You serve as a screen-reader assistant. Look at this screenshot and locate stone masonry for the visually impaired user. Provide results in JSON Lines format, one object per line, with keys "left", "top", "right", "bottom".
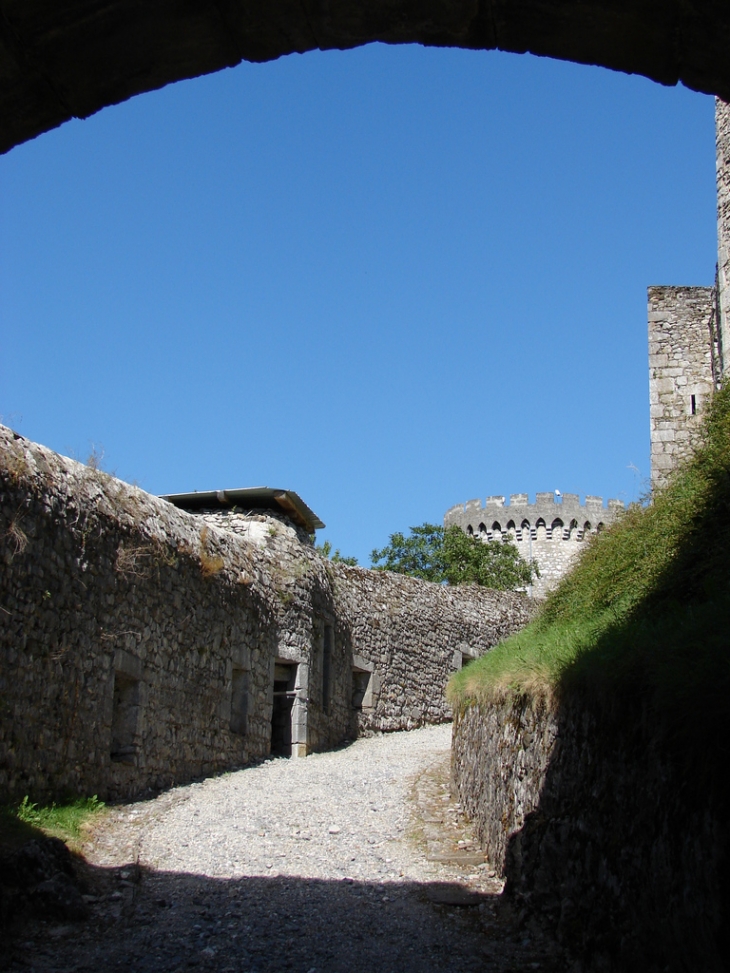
{"left": 0, "top": 424, "right": 529, "bottom": 804}
{"left": 330, "top": 563, "right": 531, "bottom": 734}
{"left": 645, "top": 99, "right": 730, "bottom": 489}
{"left": 717, "top": 98, "right": 730, "bottom": 370}
{"left": 444, "top": 493, "right": 624, "bottom": 599}
{"left": 648, "top": 286, "right": 719, "bottom": 489}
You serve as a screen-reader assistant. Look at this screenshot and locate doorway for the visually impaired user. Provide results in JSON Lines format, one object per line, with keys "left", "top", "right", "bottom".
{"left": 271, "top": 662, "right": 297, "bottom": 756}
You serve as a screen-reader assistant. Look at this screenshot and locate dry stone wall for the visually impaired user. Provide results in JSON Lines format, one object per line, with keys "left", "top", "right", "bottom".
{"left": 0, "top": 425, "right": 282, "bottom": 802}
{"left": 0, "top": 425, "right": 529, "bottom": 803}
{"left": 194, "top": 508, "right": 355, "bottom": 756}
{"left": 452, "top": 696, "right": 728, "bottom": 972}
{"left": 331, "top": 564, "right": 531, "bottom": 734}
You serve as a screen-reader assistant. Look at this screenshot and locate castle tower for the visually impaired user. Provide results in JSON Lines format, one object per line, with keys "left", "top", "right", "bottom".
{"left": 443, "top": 493, "right": 624, "bottom": 599}
{"left": 647, "top": 286, "right": 718, "bottom": 489}
{"left": 716, "top": 98, "right": 730, "bottom": 371}
{"left": 647, "top": 99, "right": 728, "bottom": 490}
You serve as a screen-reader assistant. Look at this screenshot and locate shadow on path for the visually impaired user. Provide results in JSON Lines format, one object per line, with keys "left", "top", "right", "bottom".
{"left": 6, "top": 862, "right": 560, "bottom": 973}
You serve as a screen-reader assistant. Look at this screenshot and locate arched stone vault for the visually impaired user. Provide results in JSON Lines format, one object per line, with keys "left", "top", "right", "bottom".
{"left": 0, "top": 0, "right": 729, "bottom": 155}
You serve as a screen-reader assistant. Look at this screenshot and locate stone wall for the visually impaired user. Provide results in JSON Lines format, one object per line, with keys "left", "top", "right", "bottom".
{"left": 193, "top": 508, "right": 356, "bottom": 757}
{"left": 331, "top": 564, "right": 531, "bottom": 733}
{"left": 0, "top": 425, "right": 282, "bottom": 802}
{"left": 452, "top": 695, "right": 728, "bottom": 972}
{"left": 444, "top": 493, "right": 623, "bottom": 598}
{"left": 648, "top": 286, "right": 718, "bottom": 489}
{"left": 717, "top": 98, "right": 730, "bottom": 373}
{"left": 0, "top": 424, "right": 529, "bottom": 803}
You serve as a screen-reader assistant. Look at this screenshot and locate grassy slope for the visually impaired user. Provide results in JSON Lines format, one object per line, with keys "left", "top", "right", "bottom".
{"left": 449, "top": 387, "right": 730, "bottom": 762}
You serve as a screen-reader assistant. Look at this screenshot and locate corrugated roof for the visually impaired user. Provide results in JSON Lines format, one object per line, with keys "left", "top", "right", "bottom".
{"left": 160, "top": 487, "right": 325, "bottom": 532}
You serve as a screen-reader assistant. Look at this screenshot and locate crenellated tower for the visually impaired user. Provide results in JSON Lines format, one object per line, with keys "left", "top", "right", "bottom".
{"left": 444, "top": 493, "right": 624, "bottom": 599}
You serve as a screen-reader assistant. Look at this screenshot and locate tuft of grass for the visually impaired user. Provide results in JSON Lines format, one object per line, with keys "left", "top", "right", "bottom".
{"left": 115, "top": 539, "right": 178, "bottom": 579}
{"left": 1, "top": 796, "right": 106, "bottom": 853}
{"left": 199, "top": 527, "right": 225, "bottom": 577}
{"left": 86, "top": 443, "right": 105, "bottom": 471}
{"left": 449, "top": 386, "right": 730, "bottom": 765}
{"left": 5, "top": 513, "right": 28, "bottom": 559}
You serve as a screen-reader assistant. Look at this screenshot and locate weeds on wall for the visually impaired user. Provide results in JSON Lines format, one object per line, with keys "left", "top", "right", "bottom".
{"left": 85, "top": 443, "right": 106, "bottom": 473}
{"left": 5, "top": 513, "right": 28, "bottom": 560}
{"left": 0, "top": 440, "right": 33, "bottom": 485}
{"left": 115, "top": 539, "right": 178, "bottom": 579}
{"left": 198, "top": 527, "right": 225, "bottom": 578}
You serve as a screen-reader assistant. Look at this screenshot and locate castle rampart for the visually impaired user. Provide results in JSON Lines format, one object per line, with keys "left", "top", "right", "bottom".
{"left": 444, "top": 493, "right": 624, "bottom": 598}
{"left": 0, "top": 424, "right": 528, "bottom": 803}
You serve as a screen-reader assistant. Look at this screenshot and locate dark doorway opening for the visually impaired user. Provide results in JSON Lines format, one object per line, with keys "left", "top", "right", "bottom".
{"left": 110, "top": 671, "right": 140, "bottom": 764}
{"left": 352, "top": 669, "right": 371, "bottom": 709}
{"left": 271, "top": 662, "right": 297, "bottom": 756}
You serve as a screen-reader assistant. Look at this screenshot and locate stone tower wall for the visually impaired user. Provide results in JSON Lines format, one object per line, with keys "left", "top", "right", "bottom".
{"left": 648, "top": 286, "right": 718, "bottom": 489}
{"left": 444, "top": 493, "right": 623, "bottom": 599}
{"left": 646, "top": 100, "right": 730, "bottom": 490}
{"left": 716, "top": 98, "right": 730, "bottom": 371}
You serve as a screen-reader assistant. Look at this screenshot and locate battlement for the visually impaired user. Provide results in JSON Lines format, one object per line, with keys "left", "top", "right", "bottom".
{"left": 444, "top": 492, "right": 624, "bottom": 598}
{"left": 445, "top": 492, "right": 624, "bottom": 529}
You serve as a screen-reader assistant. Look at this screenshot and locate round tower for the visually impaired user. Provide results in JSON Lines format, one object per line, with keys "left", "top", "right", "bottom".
{"left": 444, "top": 493, "right": 624, "bottom": 598}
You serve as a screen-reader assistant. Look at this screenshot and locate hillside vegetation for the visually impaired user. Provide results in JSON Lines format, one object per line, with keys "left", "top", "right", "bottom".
{"left": 449, "top": 386, "right": 730, "bottom": 765}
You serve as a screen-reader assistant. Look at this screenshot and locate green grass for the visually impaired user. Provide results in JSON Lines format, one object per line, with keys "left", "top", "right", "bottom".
{"left": 449, "top": 386, "right": 730, "bottom": 762}
{"left": 0, "top": 796, "right": 106, "bottom": 853}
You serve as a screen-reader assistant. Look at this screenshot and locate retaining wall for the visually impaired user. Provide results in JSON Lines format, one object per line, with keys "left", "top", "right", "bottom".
{"left": 452, "top": 695, "right": 728, "bottom": 972}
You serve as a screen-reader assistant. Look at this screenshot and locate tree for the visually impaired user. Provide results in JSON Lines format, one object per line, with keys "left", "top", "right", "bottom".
{"left": 315, "top": 539, "right": 358, "bottom": 566}
{"left": 369, "top": 523, "right": 447, "bottom": 582}
{"left": 371, "top": 523, "right": 538, "bottom": 590}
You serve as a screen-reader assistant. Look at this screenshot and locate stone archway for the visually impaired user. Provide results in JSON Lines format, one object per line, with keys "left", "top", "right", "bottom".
{"left": 1, "top": 0, "right": 730, "bottom": 155}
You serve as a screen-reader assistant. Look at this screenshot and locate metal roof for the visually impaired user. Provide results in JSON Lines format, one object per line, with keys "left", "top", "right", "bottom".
{"left": 160, "top": 487, "right": 325, "bottom": 532}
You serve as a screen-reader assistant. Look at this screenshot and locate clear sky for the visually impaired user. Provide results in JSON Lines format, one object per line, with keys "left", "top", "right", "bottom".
{"left": 0, "top": 44, "right": 716, "bottom": 565}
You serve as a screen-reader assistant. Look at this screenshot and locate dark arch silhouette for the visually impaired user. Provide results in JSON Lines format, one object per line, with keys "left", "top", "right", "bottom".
{"left": 1, "top": 0, "right": 729, "bottom": 155}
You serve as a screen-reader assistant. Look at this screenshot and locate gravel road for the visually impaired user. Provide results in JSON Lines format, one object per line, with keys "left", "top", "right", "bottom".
{"left": 9, "top": 725, "right": 561, "bottom": 973}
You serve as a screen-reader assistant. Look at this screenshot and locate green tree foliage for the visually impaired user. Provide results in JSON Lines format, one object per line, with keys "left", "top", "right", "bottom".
{"left": 315, "top": 539, "right": 358, "bottom": 566}
{"left": 370, "top": 523, "right": 446, "bottom": 581}
{"left": 370, "top": 523, "right": 537, "bottom": 589}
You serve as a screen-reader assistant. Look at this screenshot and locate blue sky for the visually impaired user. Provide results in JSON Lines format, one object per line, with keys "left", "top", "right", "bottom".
{"left": 0, "top": 44, "right": 716, "bottom": 564}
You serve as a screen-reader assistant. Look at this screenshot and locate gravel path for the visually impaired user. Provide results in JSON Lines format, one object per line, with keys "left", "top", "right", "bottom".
{"left": 9, "top": 725, "right": 561, "bottom": 973}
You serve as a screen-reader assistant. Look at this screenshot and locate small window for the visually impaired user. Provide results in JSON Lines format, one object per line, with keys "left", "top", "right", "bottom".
{"left": 110, "top": 672, "right": 139, "bottom": 763}
{"left": 691, "top": 394, "right": 697, "bottom": 415}
{"left": 230, "top": 668, "right": 249, "bottom": 735}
